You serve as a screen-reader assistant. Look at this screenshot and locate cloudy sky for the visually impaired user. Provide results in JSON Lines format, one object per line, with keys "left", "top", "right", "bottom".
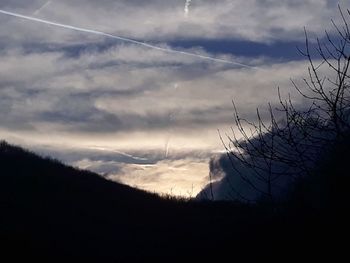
{"left": 0, "top": 0, "right": 346, "bottom": 196}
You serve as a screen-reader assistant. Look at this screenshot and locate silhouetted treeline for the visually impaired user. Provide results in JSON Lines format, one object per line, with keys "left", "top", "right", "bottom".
{"left": 0, "top": 141, "right": 345, "bottom": 261}
{"left": 198, "top": 7, "right": 350, "bottom": 204}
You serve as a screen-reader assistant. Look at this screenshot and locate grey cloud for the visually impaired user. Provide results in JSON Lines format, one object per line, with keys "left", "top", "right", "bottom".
{"left": 37, "top": 101, "right": 235, "bottom": 134}
{"left": 0, "top": 0, "right": 345, "bottom": 47}
{"left": 1, "top": 0, "right": 345, "bottom": 197}
{"left": 0, "top": 0, "right": 43, "bottom": 10}
{"left": 0, "top": 44, "right": 316, "bottom": 137}
{"left": 198, "top": 109, "right": 345, "bottom": 202}
{"left": 198, "top": 154, "right": 266, "bottom": 201}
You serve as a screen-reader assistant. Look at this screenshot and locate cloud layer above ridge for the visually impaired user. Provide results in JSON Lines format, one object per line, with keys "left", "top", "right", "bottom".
{"left": 0, "top": 0, "right": 346, "bottom": 196}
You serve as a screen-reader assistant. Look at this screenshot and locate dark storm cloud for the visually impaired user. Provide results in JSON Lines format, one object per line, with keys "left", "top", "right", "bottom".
{"left": 198, "top": 109, "right": 345, "bottom": 201}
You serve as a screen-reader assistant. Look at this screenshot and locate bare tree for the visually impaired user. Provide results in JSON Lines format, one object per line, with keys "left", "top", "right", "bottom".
{"left": 221, "top": 6, "right": 350, "bottom": 202}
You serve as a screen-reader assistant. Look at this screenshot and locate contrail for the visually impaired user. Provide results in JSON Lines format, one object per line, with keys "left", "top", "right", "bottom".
{"left": 164, "top": 136, "right": 171, "bottom": 159}
{"left": 184, "top": 0, "right": 192, "bottom": 17}
{"left": 88, "top": 146, "right": 148, "bottom": 161}
{"left": 0, "top": 9, "right": 257, "bottom": 69}
{"left": 33, "top": 1, "right": 52, "bottom": 15}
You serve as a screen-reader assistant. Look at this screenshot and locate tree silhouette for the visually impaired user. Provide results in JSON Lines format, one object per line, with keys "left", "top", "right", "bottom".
{"left": 220, "top": 6, "right": 350, "bottom": 202}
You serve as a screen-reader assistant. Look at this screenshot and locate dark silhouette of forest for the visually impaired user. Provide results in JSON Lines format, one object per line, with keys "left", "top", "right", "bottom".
{"left": 0, "top": 140, "right": 346, "bottom": 261}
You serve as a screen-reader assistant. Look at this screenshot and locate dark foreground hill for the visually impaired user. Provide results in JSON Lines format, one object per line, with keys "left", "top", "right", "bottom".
{"left": 0, "top": 141, "right": 343, "bottom": 261}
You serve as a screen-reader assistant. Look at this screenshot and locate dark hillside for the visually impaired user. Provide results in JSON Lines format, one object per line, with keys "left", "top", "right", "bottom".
{"left": 0, "top": 141, "right": 337, "bottom": 261}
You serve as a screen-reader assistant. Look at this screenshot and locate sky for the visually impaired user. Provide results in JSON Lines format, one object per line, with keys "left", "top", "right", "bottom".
{"left": 0, "top": 0, "right": 346, "bottom": 196}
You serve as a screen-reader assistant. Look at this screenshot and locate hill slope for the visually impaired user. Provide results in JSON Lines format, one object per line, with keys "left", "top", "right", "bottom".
{"left": 0, "top": 141, "right": 335, "bottom": 261}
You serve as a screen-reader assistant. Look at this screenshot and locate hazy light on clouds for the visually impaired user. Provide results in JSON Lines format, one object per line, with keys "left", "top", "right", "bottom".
{"left": 0, "top": 0, "right": 347, "bottom": 196}
{"left": 107, "top": 158, "right": 209, "bottom": 197}
{"left": 0, "top": 48, "right": 313, "bottom": 195}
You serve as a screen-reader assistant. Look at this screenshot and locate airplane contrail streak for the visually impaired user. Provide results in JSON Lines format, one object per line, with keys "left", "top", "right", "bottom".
{"left": 33, "top": 1, "right": 52, "bottom": 15}
{"left": 184, "top": 0, "right": 192, "bottom": 16}
{"left": 88, "top": 146, "right": 148, "bottom": 161}
{"left": 164, "top": 136, "right": 171, "bottom": 159}
{"left": 0, "top": 9, "right": 257, "bottom": 69}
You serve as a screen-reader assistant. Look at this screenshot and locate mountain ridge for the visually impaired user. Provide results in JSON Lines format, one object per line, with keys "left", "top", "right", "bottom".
{"left": 0, "top": 140, "right": 335, "bottom": 261}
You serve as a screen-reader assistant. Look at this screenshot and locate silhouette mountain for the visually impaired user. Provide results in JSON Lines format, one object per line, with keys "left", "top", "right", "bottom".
{"left": 0, "top": 141, "right": 340, "bottom": 261}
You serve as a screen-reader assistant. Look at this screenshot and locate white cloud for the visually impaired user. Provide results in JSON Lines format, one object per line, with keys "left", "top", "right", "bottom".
{"left": 107, "top": 158, "right": 209, "bottom": 197}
